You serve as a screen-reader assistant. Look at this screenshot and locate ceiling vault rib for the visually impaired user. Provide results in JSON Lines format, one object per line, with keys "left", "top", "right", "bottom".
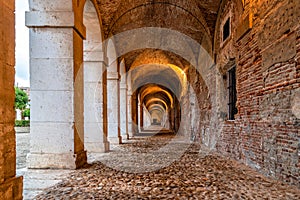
{"left": 106, "top": 2, "right": 210, "bottom": 38}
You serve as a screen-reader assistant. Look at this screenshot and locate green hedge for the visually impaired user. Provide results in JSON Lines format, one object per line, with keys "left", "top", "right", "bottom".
{"left": 15, "top": 120, "right": 30, "bottom": 127}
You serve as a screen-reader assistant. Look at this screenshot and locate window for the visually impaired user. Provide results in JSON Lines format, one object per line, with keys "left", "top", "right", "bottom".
{"left": 223, "top": 18, "right": 230, "bottom": 41}
{"left": 228, "top": 66, "right": 237, "bottom": 120}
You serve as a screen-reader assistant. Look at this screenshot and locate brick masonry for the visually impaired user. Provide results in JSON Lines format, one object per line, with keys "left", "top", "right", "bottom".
{"left": 0, "top": 0, "right": 23, "bottom": 199}
{"left": 215, "top": 0, "right": 300, "bottom": 186}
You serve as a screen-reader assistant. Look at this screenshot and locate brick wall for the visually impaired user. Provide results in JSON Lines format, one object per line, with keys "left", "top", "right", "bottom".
{"left": 215, "top": 0, "right": 300, "bottom": 186}
{"left": 188, "top": 66, "right": 211, "bottom": 142}
{"left": 0, "top": 0, "right": 23, "bottom": 199}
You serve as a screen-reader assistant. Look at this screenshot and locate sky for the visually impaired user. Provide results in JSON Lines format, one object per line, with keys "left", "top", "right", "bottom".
{"left": 15, "top": 0, "right": 30, "bottom": 87}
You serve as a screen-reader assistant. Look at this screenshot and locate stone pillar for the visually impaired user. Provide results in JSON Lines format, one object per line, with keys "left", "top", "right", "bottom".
{"left": 25, "top": 3, "right": 87, "bottom": 169}
{"left": 119, "top": 60, "right": 128, "bottom": 141}
{"left": 162, "top": 109, "right": 170, "bottom": 129}
{"left": 131, "top": 92, "right": 139, "bottom": 135}
{"left": 84, "top": 52, "right": 109, "bottom": 152}
{"left": 127, "top": 72, "right": 133, "bottom": 138}
{"left": 170, "top": 106, "right": 175, "bottom": 131}
{"left": 107, "top": 71, "right": 121, "bottom": 144}
{"left": 0, "top": 0, "right": 23, "bottom": 199}
{"left": 138, "top": 98, "right": 142, "bottom": 132}
{"left": 143, "top": 106, "right": 151, "bottom": 128}
{"left": 139, "top": 101, "right": 144, "bottom": 131}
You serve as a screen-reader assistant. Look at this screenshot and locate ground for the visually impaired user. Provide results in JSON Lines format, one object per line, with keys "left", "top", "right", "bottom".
{"left": 17, "top": 131, "right": 300, "bottom": 199}
{"left": 16, "top": 132, "right": 73, "bottom": 200}
{"left": 16, "top": 132, "right": 29, "bottom": 169}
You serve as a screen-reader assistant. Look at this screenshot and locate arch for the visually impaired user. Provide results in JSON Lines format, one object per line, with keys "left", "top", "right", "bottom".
{"left": 139, "top": 84, "right": 174, "bottom": 108}
{"left": 103, "top": 27, "right": 215, "bottom": 94}
{"left": 130, "top": 64, "right": 186, "bottom": 99}
{"left": 146, "top": 98, "right": 168, "bottom": 111}
{"left": 107, "top": 39, "right": 118, "bottom": 72}
{"left": 83, "top": 0, "right": 103, "bottom": 55}
{"left": 78, "top": 0, "right": 105, "bottom": 42}
{"left": 83, "top": 0, "right": 109, "bottom": 153}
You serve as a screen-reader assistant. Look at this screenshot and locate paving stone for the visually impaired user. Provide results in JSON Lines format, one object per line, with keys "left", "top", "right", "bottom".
{"left": 33, "top": 134, "right": 300, "bottom": 199}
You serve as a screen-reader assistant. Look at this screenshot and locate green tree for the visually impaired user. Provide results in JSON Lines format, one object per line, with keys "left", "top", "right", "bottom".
{"left": 15, "top": 87, "right": 29, "bottom": 111}
{"left": 23, "top": 108, "right": 30, "bottom": 119}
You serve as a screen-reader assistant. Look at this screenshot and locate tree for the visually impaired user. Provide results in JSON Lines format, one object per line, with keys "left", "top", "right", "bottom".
{"left": 15, "top": 87, "right": 29, "bottom": 111}
{"left": 23, "top": 108, "right": 30, "bottom": 119}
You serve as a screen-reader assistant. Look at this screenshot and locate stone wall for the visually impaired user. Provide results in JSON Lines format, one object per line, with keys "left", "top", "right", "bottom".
{"left": 0, "top": 0, "right": 23, "bottom": 199}
{"left": 188, "top": 66, "right": 211, "bottom": 142}
{"left": 215, "top": 0, "right": 300, "bottom": 186}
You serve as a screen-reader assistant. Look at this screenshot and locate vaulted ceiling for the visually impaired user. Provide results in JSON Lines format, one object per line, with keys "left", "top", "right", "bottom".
{"left": 92, "top": 0, "right": 219, "bottom": 120}
{"left": 96, "top": 0, "right": 221, "bottom": 41}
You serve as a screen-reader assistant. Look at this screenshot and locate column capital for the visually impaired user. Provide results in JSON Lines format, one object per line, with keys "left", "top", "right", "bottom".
{"left": 25, "top": 11, "right": 86, "bottom": 38}
{"left": 107, "top": 72, "right": 120, "bottom": 80}
{"left": 120, "top": 83, "right": 128, "bottom": 89}
{"left": 84, "top": 51, "right": 108, "bottom": 65}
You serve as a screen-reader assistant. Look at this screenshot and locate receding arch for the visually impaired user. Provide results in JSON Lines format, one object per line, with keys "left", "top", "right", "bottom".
{"left": 83, "top": 0, "right": 109, "bottom": 153}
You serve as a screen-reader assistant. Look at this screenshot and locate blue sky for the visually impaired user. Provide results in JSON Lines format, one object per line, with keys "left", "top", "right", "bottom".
{"left": 15, "top": 0, "right": 29, "bottom": 87}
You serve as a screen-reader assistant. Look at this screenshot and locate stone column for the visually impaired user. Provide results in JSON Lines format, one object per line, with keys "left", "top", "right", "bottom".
{"left": 119, "top": 60, "right": 128, "bottom": 141}
{"left": 107, "top": 71, "right": 121, "bottom": 144}
{"left": 138, "top": 98, "right": 142, "bottom": 132}
{"left": 84, "top": 52, "right": 109, "bottom": 152}
{"left": 143, "top": 106, "right": 151, "bottom": 128}
{"left": 25, "top": 3, "right": 87, "bottom": 169}
{"left": 162, "top": 109, "right": 170, "bottom": 129}
{"left": 127, "top": 72, "right": 133, "bottom": 138}
{"left": 139, "top": 101, "right": 144, "bottom": 131}
{"left": 0, "top": 0, "right": 23, "bottom": 198}
{"left": 131, "top": 92, "right": 139, "bottom": 135}
{"left": 170, "top": 106, "right": 175, "bottom": 131}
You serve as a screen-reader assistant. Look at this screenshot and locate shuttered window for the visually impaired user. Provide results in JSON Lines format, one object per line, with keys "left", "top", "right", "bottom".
{"left": 228, "top": 66, "right": 237, "bottom": 120}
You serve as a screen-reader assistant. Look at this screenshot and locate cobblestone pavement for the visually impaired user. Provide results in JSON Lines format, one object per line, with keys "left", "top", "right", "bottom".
{"left": 16, "top": 132, "right": 30, "bottom": 169}
{"left": 16, "top": 132, "right": 74, "bottom": 200}
{"left": 34, "top": 133, "right": 300, "bottom": 200}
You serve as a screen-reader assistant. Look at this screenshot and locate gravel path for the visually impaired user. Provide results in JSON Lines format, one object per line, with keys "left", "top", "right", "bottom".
{"left": 34, "top": 133, "right": 300, "bottom": 200}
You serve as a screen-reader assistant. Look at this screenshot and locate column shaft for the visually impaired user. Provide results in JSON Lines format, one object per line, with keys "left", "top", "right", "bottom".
{"left": 120, "top": 83, "right": 128, "bottom": 141}
{"left": 26, "top": 11, "right": 87, "bottom": 169}
{"left": 107, "top": 72, "right": 121, "bottom": 144}
{"left": 84, "top": 56, "right": 109, "bottom": 152}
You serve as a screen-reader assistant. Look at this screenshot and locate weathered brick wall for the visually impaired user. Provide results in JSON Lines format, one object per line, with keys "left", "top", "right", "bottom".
{"left": 215, "top": 0, "right": 300, "bottom": 186}
{"left": 0, "top": 0, "right": 23, "bottom": 199}
{"left": 188, "top": 66, "right": 211, "bottom": 142}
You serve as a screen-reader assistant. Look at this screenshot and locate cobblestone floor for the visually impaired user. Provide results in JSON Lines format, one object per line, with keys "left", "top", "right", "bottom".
{"left": 16, "top": 132, "right": 30, "bottom": 169}
{"left": 34, "top": 133, "right": 300, "bottom": 200}
{"left": 16, "top": 132, "right": 73, "bottom": 200}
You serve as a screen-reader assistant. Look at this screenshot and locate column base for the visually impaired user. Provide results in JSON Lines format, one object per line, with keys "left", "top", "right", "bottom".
{"left": 27, "top": 151, "right": 87, "bottom": 169}
{"left": 128, "top": 132, "right": 134, "bottom": 138}
{"left": 0, "top": 176, "right": 23, "bottom": 200}
{"left": 121, "top": 133, "right": 129, "bottom": 141}
{"left": 108, "top": 136, "right": 122, "bottom": 145}
{"left": 85, "top": 141, "right": 110, "bottom": 153}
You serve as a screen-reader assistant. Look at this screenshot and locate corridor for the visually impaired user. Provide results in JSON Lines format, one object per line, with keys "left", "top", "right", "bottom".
{"left": 1, "top": 0, "right": 300, "bottom": 199}
{"left": 33, "top": 129, "right": 300, "bottom": 199}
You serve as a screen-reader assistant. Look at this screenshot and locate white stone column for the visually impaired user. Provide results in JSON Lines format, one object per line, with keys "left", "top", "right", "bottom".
{"left": 119, "top": 60, "right": 129, "bottom": 141}
{"left": 127, "top": 72, "right": 133, "bottom": 138}
{"left": 107, "top": 71, "right": 121, "bottom": 144}
{"left": 84, "top": 52, "right": 109, "bottom": 153}
{"left": 25, "top": 6, "right": 87, "bottom": 169}
{"left": 138, "top": 97, "right": 142, "bottom": 133}
{"left": 143, "top": 106, "right": 151, "bottom": 128}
